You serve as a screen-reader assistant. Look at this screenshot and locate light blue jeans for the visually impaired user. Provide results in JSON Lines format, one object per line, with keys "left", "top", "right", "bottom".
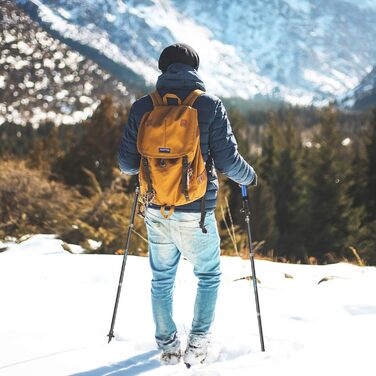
{"left": 144, "top": 207, "right": 221, "bottom": 349}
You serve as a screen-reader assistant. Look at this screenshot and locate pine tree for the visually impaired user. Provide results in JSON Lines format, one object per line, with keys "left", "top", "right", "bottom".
{"left": 225, "top": 107, "right": 252, "bottom": 224}
{"left": 273, "top": 117, "right": 305, "bottom": 261}
{"left": 303, "top": 108, "right": 350, "bottom": 261}
{"left": 217, "top": 107, "right": 278, "bottom": 256}
{"left": 366, "top": 109, "right": 376, "bottom": 222}
{"left": 249, "top": 176, "right": 278, "bottom": 256}
{"left": 347, "top": 148, "right": 368, "bottom": 211}
{"left": 350, "top": 109, "right": 376, "bottom": 265}
{"left": 28, "top": 122, "right": 60, "bottom": 171}
{"left": 53, "top": 96, "right": 127, "bottom": 194}
{"left": 259, "top": 113, "right": 280, "bottom": 186}
{"left": 227, "top": 107, "right": 250, "bottom": 157}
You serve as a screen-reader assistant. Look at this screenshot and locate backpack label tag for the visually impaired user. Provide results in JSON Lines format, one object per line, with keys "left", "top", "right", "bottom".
{"left": 159, "top": 148, "right": 171, "bottom": 153}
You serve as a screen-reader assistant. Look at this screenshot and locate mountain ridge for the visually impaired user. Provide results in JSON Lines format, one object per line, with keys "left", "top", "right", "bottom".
{"left": 340, "top": 66, "right": 376, "bottom": 111}
{"left": 15, "top": 0, "right": 376, "bottom": 106}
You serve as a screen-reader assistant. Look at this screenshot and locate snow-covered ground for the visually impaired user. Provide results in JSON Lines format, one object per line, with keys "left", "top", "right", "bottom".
{"left": 0, "top": 234, "right": 375, "bottom": 375}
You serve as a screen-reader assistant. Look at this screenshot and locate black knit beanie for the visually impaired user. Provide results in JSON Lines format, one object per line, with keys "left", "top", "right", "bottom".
{"left": 158, "top": 43, "right": 200, "bottom": 72}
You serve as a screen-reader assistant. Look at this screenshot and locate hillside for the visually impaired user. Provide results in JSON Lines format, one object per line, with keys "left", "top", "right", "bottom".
{"left": 0, "top": 1, "right": 133, "bottom": 127}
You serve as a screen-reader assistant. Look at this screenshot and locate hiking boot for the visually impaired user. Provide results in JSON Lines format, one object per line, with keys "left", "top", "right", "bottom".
{"left": 159, "top": 336, "right": 182, "bottom": 365}
{"left": 161, "top": 347, "right": 181, "bottom": 365}
{"left": 183, "top": 333, "right": 210, "bottom": 368}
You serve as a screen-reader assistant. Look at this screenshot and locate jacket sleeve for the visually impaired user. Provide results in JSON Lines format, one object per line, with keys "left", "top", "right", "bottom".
{"left": 208, "top": 99, "right": 256, "bottom": 185}
{"left": 118, "top": 105, "right": 141, "bottom": 175}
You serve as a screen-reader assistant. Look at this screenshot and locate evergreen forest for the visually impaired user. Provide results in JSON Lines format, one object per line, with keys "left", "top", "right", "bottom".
{"left": 1, "top": 96, "right": 375, "bottom": 265}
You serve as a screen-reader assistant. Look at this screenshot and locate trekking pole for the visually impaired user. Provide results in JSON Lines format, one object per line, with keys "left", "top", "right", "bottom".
{"left": 241, "top": 185, "right": 265, "bottom": 352}
{"left": 107, "top": 184, "right": 140, "bottom": 343}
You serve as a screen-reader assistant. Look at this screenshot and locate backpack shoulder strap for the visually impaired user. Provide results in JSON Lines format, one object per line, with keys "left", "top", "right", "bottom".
{"left": 149, "top": 91, "right": 163, "bottom": 107}
{"left": 183, "top": 89, "right": 204, "bottom": 107}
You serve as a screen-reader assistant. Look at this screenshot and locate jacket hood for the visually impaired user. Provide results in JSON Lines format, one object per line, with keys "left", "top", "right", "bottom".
{"left": 156, "top": 63, "right": 206, "bottom": 91}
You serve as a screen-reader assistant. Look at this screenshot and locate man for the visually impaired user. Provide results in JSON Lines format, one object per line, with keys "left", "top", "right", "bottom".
{"left": 118, "top": 43, "right": 256, "bottom": 367}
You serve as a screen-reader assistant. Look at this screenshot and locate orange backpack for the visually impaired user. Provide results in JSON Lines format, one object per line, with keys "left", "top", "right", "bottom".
{"left": 137, "top": 89, "right": 207, "bottom": 223}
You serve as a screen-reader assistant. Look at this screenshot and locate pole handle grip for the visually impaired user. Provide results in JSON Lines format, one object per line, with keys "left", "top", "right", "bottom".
{"left": 241, "top": 185, "right": 248, "bottom": 198}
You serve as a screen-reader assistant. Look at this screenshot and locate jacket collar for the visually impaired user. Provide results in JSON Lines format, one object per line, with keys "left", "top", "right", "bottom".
{"left": 156, "top": 63, "right": 206, "bottom": 91}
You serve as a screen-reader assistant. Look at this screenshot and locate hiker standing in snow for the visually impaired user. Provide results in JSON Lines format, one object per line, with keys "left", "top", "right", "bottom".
{"left": 118, "top": 43, "right": 256, "bottom": 367}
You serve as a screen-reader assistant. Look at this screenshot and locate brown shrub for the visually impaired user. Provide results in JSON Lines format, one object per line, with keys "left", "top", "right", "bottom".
{"left": 0, "top": 158, "right": 87, "bottom": 238}
{"left": 61, "top": 170, "right": 148, "bottom": 255}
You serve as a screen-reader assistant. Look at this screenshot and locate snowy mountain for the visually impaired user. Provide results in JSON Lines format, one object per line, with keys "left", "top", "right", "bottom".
{"left": 0, "top": 234, "right": 375, "bottom": 375}
{"left": 340, "top": 66, "right": 376, "bottom": 111}
{"left": 0, "top": 1, "right": 134, "bottom": 126}
{"left": 16, "top": 0, "right": 376, "bottom": 106}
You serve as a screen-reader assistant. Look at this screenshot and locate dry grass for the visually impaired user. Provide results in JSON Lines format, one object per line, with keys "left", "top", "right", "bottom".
{"left": 220, "top": 197, "right": 239, "bottom": 256}
{"left": 348, "top": 246, "right": 366, "bottom": 267}
{"left": 0, "top": 158, "right": 87, "bottom": 238}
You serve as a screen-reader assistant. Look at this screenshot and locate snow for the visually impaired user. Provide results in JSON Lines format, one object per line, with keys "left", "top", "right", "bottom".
{"left": 17, "top": 41, "right": 34, "bottom": 55}
{"left": 0, "top": 235, "right": 375, "bottom": 375}
{"left": 0, "top": 75, "right": 5, "bottom": 89}
{"left": 57, "top": 7, "right": 71, "bottom": 20}
{"left": 283, "top": 0, "right": 311, "bottom": 13}
{"left": 346, "top": 0, "right": 376, "bottom": 10}
{"left": 87, "top": 239, "right": 102, "bottom": 251}
{"left": 303, "top": 69, "right": 351, "bottom": 95}
{"left": 27, "top": 0, "right": 159, "bottom": 86}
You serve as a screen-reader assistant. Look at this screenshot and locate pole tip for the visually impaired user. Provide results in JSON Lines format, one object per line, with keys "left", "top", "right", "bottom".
{"left": 107, "top": 332, "right": 114, "bottom": 343}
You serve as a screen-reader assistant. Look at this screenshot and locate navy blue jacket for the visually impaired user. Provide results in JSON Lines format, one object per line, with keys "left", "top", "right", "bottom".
{"left": 118, "top": 63, "right": 255, "bottom": 212}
